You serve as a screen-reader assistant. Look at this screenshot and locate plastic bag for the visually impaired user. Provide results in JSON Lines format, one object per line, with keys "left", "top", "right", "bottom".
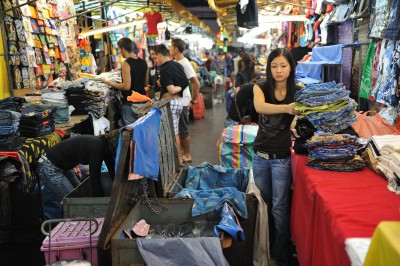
{"left": 352, "top": 110, "right": 400, "bottom": 138}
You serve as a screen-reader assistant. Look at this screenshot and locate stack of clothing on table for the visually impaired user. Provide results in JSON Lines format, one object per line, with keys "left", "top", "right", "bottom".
{"left": 64, "top": 78, "right": 110, "bottom": 118}
{"left": 295, "top": 81, "right": 357, "bottom": 133}
{"left": 377, "top": 144, "right": 400, "bottom": 195}
{"left": 0, "top": 110, "right": 23, "bottom": 151}
{"left": 41, "top": 85, "right": 69, "bottom": 124}
{"left": 306, "top": 132, "right": 365, "bottom": 171}
{"left": 0, "top": 96, "right": 26, "bottom": 112}
{"left": 19, "top": 106, "right": 56, "bottom": 138}
{"left": 362, "top": 135, "right": 400, "bottom": 194}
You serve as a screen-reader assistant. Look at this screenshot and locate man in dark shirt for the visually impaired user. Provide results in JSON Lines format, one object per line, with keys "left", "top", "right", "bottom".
{"left": 154, "top": 44, "right": 188, "bottom": 165}
{"left": 103, "top": 38, "right": 148, "bottom": 126}
{"left": 36, "top": 132, "right": 118, "bottom": 203}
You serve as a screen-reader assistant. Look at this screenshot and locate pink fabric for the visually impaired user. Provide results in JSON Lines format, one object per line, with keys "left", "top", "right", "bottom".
{"left": 291, "top": 151, "right": 400, "bottom": 266}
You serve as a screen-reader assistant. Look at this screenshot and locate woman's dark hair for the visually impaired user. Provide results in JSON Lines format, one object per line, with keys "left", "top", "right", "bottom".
{"left": 240, "top": 52, "right": 256, "bottom": 80}
{"left": 117, "top": 37, "right": 133, "bottom": 53}
{"left": 154, "top": 44, "right": 170, "bottom": 56}
{"left": 265, "top": 47, "right": 296, "bottom": 103}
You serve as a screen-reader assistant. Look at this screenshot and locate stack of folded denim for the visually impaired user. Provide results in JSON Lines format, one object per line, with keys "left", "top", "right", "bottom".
{"left": 295, "top": 81, "right": 357, "bottom": 133}
{"left": 19, "top": 106, "right": 56, "bottom": 138}
{"left": 65, "top": 81, "right": 109, "bottom": 118}
{"left": 0, "top": 110, "right": 23, "bottom": 151}
{"left": 0, "top": 97, "right": 26, "bottom": 112}
{"left": 306, "top": 132, "right": 365, "bottom": 171}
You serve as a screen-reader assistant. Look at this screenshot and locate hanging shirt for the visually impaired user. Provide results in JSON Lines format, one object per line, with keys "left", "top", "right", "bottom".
{"left": 235, "top": 0, "right": 258, "bottom": 29}
{"left": 143, "top": 11, "right": 162, "bottom": 35}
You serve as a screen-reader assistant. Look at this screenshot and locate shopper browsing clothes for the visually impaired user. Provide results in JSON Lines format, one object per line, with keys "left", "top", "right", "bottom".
{"left": 252, "top": 48, "right": 300, "bottom": 266}
{"left": 169, "top": 38, "right": 200, "bottom": 163}
{"left": 102, "top": 37, "right": 148, "bottom": 126}
{"left": 154, "top": 44, "right": 189, "bottom": 166}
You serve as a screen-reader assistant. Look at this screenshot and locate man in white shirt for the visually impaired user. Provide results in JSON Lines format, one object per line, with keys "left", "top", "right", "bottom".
{"left": 169, "top": 39, "right": 200, "bottom": 163}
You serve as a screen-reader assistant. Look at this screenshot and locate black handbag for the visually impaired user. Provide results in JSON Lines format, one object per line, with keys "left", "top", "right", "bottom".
{"left": 234, "top": 98, "right": 251, "bottom": 125}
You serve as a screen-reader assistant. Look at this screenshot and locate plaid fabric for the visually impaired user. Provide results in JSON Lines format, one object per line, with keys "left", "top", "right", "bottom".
{"left": 170, "top": 98, "right": 183, "bottom": 134}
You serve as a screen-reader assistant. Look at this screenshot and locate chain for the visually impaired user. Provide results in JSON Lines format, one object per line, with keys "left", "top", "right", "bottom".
{"left": 141, "top": 178, "right": 165, "bottom": 215}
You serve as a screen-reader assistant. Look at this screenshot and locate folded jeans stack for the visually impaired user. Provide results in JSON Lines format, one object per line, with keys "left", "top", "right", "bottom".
{"left": 0, "top": 110, "right": 23, "bottom": 151}
{"left": 20, "top": 106, "right": 56, "bottom": 137}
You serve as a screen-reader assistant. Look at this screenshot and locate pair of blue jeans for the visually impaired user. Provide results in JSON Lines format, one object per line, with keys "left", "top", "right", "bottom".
{"left": 252, "top": 153, "right": 292, "bottom": 265}
{"left": 36, "top": 158, "right": 80, "bottom": 201}
{"left": 121, "top": 103, "right": 140, "bottom": 126}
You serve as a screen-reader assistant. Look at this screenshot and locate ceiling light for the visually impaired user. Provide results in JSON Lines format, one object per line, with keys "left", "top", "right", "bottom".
{"left": 80, "top": 19, "right": 146, "bottom": 37}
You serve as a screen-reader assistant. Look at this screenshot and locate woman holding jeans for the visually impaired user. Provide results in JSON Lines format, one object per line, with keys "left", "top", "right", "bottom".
{"left": 252, "top": 48, "right": 300, "bottom": 266}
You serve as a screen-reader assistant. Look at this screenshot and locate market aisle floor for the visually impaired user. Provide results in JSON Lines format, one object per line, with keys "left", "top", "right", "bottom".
{"left": 188, "top": 99, "right": 227, "bottom": 167}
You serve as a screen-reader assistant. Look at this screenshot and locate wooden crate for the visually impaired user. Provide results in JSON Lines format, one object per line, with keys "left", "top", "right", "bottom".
{"left": 111, "top": 196, "right": 257, "bottom": 266}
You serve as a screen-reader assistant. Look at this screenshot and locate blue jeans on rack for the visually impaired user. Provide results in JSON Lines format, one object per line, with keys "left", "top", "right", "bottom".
{"left": 253, "top": 153, "right": 292, "bottom": 265}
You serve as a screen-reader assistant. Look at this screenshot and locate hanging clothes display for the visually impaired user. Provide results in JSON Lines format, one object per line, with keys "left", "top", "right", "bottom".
{"left": 235, "top": 0, "right": 258, "bottom": 29}
{"left": 2, "top": 0, "right": 79, "bottom": 90}
{"left": 143, "top": 10, "right": 162, "bottom": 36}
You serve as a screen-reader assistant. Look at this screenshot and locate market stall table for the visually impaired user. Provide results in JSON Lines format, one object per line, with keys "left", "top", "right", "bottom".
{"left": 290, "top": 151, "right": 400, "bottom": 266}
{"left": 55, "top": 114, "right": 89, "bottom": 132}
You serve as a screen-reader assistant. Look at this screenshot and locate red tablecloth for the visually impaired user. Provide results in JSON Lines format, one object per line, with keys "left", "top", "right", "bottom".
{"left": 291, "top": 151, "right": 400, "bottom": 266}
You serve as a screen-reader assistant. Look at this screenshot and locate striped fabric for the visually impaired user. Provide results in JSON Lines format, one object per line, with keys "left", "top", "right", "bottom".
{"left": 217, "top": 125, "right": 258, "bottom": 169}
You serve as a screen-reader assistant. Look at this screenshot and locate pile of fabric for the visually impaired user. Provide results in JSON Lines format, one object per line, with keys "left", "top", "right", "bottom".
{"left": 295, "top": 81, "right": 357, "bottom": 133}
{"left": 306, "top": 132, "right": 365, "bottom": 171}
{"left": 41, "top": 81, "right": 70, "bottom": 124}
{"left": 362, "top": 135, "right": 400, "bottom": 195}
{"left": 377, "top": 144, "right": 400, "bottom": 195}
{"left": 0, "top": 97, "right": 26, "bottom": 111}
{"left": 64, "top": 78, "right": 110, "bottom": 118}
{"left": 0, "top": 110, "right": 23, "bottom": 151}
{"left": 19, "top": 106, "right": 56, "bottom": 138}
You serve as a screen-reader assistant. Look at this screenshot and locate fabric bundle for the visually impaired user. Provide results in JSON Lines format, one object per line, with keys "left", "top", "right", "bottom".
{"left": 65, "top": 79, "right": 110, "bottom": 119}
{"left": 306, "top": 132, "right": 365, "bottom": 171}
{"left": 362, "top": 135, "right": 400, "bottom": 174}
{"left": 295, "top": 81, "right": 357, "bottom": 133}
{"left": 0, "top": 110, "right": 23, "bottom": 151}
{"left": 377, "top": 144, "right": 400, "bottom": 195}
{"left": 19, "top": 106, "right": 56, "bottom": 138}
{"left": 41, "top": 87, "right": 69, "bottom": 124}
{"left": 0, "top": 97, "right": 26, "bottom": 112}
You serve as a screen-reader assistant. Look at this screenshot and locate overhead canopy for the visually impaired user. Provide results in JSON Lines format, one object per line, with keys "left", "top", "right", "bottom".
{"left": 73, "top": 0, "right": 215, "bottom": 36}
